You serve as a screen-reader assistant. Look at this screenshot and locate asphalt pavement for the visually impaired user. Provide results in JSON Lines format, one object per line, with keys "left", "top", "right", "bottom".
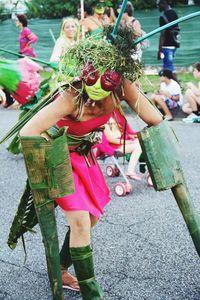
{"left": 0, "top": 107, "right": 200, "bottom": 300}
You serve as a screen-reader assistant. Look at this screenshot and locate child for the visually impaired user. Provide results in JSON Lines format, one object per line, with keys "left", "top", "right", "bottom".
{"left": 103, "top": 110, "right": 142, "bottom": 181}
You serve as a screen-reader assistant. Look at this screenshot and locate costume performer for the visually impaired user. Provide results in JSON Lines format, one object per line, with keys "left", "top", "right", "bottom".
{"left": 0, "top": 24, "right": 162, "bottom": 299}
{"left": 1, "top": 17, "right": 200, "bottom": 300}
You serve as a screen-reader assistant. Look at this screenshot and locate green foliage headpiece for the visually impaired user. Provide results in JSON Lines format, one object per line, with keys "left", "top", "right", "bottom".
{"left": 59, "top": 25, "right": 143, "bottom": 85}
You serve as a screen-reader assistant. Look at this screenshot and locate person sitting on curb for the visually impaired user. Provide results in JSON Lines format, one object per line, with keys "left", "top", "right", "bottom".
{"left": 151, "top": 69, "right": 183, "bottom": 121}
{"left": 182, "top": 62, "right": 200, "bottom": 123}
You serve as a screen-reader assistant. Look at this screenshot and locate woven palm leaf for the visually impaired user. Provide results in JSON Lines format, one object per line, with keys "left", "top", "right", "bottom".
{"left": 7, "top": 179, "right": 38, "bottom": 250}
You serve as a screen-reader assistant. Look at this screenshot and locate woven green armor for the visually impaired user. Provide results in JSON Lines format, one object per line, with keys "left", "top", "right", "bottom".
{"left": 138, "top": 120, "right": 200, "bottom": 257}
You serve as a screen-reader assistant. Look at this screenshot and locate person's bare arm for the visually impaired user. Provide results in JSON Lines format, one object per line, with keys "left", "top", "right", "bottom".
{"left": 104, "top": 123, "right": 121, "bottom": 145}
{"left": 133, "top": 19, "right": 142, "bottom": 37}
{"left": 20, "top": 90, "right": 75, "bottom": 136}
{"left": 123, "top": 79, "right": 163, "bottom": 126}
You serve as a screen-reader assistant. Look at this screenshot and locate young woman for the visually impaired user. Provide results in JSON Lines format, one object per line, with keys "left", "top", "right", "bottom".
{"left": 118, "top": 1, "right": 143, "bottom": 61}
{"left": 15, "top": 14, "right": 38, "bottom": 58}
{"left": 50, "top": 17, "right": 79, "bottom": 62}
{"left": 19, "top": 27, "right": 162, "bottom": 300}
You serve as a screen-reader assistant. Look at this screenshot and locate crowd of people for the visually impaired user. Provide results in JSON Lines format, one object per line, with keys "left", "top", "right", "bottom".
{"left": 0, "top": 1, "right": 200, "bottom": 300}
{"left": 1, "top": 1, "right": 199, "bottom": 122}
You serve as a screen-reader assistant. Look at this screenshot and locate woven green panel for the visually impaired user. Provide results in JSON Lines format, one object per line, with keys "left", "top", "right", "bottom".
{"left": 138, "top": 120, "right": 184, "bottom": 191}
{"left": 20, "top": 127, "right": 74, "bottom": 199}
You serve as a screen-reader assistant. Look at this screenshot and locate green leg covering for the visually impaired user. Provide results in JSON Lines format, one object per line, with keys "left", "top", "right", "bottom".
{"left": 60, "top": 227, "right": 72, "bottom": 270}
{"left": 70, "top": 245, "right": 103, "bottom": 300}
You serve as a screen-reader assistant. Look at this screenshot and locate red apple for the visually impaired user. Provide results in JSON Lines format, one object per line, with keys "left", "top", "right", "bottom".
{"left": 100, "top": 69, "right": 122, "bottom": 91}
{"left": 81, "top": 64, "right": 99, "bottom": 86}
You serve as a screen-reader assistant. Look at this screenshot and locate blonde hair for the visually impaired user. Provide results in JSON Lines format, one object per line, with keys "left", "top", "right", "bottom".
{"left": 60, "top": 17, "right": 79, "bottom": 42}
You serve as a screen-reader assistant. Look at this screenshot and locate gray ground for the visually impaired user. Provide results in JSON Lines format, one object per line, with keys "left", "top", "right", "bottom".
{"left": 0, "top": 108, "right": 200, "bottom": 300}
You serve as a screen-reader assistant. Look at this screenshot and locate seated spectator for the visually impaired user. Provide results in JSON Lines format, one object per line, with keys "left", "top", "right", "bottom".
{"left": 151, "top": 69, "right": 183, "bottom": 121}
{"left": 103, "top": 110, "right": 142, "bottom": 181}
{"left": 182, "top": 62, "right": 200, "bottom": 122}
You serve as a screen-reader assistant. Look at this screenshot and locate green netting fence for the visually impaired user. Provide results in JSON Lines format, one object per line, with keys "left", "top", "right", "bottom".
{"left": 0, "top": 5, "right": 199, "bottom": 67}
{"left": 136, "top": 5, "right": 200, "bottom": 67}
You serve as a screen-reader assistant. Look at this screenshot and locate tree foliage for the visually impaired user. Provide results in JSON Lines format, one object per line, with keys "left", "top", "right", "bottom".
{"left": 25, "top": 0, "right": 81, "bottom": 18}
{"left": 0, "top": 3, "right": 11, "bottom": 22}
{"left": 25, "top": 0, "right": 199, "bottom": 19}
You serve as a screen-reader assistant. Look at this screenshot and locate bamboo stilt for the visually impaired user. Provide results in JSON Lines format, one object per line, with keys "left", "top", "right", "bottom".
{"left": 20, "top": 127, "right": 74, "bottom": 299}
{"left": 138, "top": 121, "right": 200, "bottom": 256}
{"left": 33, "top": 190, "right": 64, "bottom": 300}
{"left": 171, "top": 183, "right": 200, "bottom": 256}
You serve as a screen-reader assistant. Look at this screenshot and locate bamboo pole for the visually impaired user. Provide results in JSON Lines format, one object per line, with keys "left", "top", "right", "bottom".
{"left": 138, "top": 121, "right": 200, "bottom": 257}
{"left": 0, "top": 47, "right": 58, "bottom": 70}
{"left": 49, "top": 29, "right": 56, "bottom": 44}
{"left": 80, "top": 0, "right": 85, "bottom": 39}
{"left": 171, "top": 183, "right": 200, "bottom": 256}
{"left": 33, "top": 190, "right": 64, "bottom": 300}
{"left": 110, "top": 0, "right": 128, "bottom": 40}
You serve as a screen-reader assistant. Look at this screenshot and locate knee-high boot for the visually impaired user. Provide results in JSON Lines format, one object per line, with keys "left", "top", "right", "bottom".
{"left": 70, "top": 245, "right": 103, "bottom": 300}
{"left": 59, "top": 226, "right": 72, "bottom": 270}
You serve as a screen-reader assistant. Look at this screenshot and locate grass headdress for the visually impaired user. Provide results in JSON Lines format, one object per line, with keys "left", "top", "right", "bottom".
{"left": 59, "top": 25, "right": 143, "bottom": 85}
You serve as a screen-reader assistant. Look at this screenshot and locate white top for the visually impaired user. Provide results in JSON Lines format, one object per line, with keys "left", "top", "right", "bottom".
{"left": 160, "top": 79, "right": 183, "bottom": 105}
{"left": 50, "top": 36, "right": 72, "bottom": 62}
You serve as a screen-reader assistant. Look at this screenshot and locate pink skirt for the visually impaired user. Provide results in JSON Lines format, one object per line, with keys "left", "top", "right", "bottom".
{"left": 55, "top": 152, "right": 110, "bottom": 219}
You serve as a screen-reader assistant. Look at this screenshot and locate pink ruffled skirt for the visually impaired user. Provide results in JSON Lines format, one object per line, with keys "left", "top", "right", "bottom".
{"left": 55, "top": 152, "right": 110, "bottom": 219}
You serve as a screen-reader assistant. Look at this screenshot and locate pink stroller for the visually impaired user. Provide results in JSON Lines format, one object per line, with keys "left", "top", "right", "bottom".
{"left": 95, "top": 110, "right": 153, "bottom": 196}
{"left": 95, "top": 132, "right": 133, "bottom": 196}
